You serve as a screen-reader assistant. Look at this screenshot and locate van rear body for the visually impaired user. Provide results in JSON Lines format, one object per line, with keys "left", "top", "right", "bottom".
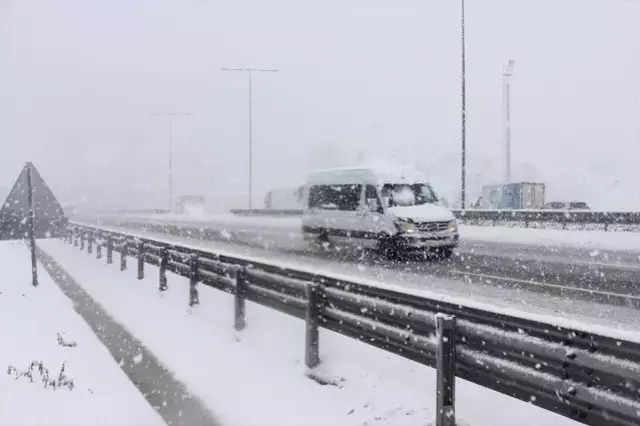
{"left": 301, "top": 165, "right": 459, "bottom": 257}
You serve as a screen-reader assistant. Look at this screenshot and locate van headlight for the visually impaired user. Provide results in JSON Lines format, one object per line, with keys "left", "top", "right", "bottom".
{"left": 394, "top": 220, "right": 416, "bottom": 233}
{"left": 449, "top": 219, "right": 458, "bottom": 232}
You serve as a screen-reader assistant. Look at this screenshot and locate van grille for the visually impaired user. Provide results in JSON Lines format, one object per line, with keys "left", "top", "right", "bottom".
{"left": 415, "top": 221, "right": 450, "bottom": 232}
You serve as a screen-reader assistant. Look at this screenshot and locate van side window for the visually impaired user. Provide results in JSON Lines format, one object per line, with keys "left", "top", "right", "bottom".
{"left": 309, "top": 184, "right": 362, "bottom": 211}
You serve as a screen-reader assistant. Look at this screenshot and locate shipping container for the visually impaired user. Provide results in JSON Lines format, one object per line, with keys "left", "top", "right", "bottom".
{"left": 479, "top": 182, "right": 545, "bottom": 209}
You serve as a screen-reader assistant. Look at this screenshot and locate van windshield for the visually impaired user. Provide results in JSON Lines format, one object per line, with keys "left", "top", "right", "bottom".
{"left": 381, "top": 183, "right": 438, "bottom": 207}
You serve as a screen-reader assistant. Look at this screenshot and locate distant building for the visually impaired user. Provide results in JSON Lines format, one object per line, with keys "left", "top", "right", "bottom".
{"left": 479, "top": 182, "right": 545, "bottom": 210}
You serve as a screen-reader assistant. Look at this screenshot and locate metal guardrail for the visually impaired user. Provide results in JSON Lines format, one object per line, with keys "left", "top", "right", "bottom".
{"left": 454, "top": 209, "right": 640, "bottom": 231}
{"left": 63, "top": 222, "right": 640, "bottom": 426}
{"left": 85, "top": 208, "right": 172, "bottom": 216}
{"left": 230, "top": 208, "right": 640, "bottom": 231}
{"left": 230, "top": 208, "right": 303, "bottom": 216}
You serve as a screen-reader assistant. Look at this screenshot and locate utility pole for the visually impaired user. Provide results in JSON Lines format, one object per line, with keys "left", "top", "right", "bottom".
{"left": 460, "top": 0, "right": 467, "bottom": 209}
{"left": 503, "top": 60, "right": 515, "bottom": 183}
{"left": 151, "top": 112, "right": 193, "bottom": 211}
{"left": 220, "top": 67, "right": 279, "bottom": 209}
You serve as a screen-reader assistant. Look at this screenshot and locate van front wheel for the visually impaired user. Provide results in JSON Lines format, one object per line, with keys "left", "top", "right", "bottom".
{"left": 436, "top": 247, "right": 455, "bottom": 259}
{"left": 317, "top": 230, "right": 332, "bottom": 251}
{"left": 378, "top": 236, "right": 401, "bottom": 261}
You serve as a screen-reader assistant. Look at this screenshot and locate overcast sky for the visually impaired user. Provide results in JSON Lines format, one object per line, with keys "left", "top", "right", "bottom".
{"left": 0, "top": 0, "right": 638, "bottom": 211}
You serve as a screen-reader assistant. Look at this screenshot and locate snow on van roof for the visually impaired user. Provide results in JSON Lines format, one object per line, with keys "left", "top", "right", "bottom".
{"left": 307, "top": 163, "right": 427, "bottom": 185}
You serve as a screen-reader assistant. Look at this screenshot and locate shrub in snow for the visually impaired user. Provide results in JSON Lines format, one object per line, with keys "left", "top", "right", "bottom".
{"left": 6, "top": 361, "right": 75, "bottom": 390}
{"left": 57, "top": 332, "right": 77, "bottom": 348}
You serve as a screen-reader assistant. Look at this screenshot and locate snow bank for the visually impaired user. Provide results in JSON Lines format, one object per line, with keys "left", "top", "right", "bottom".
{"left": 460, "top": 225, "right": 640, "bottom": 252}
{"left": 0, "top": 241, "right": 163, "bottom": 426}
{"left": 41, "top": 238, "right": 586, "bottom": 426}
{"left": 115, "top": 212, "right": 301, "bottom": 231}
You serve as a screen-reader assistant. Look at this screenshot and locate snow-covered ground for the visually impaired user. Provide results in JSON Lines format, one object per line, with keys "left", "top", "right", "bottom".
{"left": 90, "top": 212, "right": 640, "bottom": 253}
{"left": 38, "top": 238, "right": 630, "bottom": 426}
{"left": 0, "top": 241, "right": 164, "bottom": 426}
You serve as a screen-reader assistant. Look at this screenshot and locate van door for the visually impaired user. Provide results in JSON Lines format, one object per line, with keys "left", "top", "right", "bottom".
{"left": 307, "top": 184, "right": 364, "bottom": 246}
{"left": 330, "top": 184, "right": 367, "bottom": 248}
{"left": 358, "top": 185, "right": 385, "bottom": 249}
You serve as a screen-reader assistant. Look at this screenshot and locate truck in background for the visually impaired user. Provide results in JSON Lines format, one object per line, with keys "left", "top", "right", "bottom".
{"left": 477, "top": 182, "right": 545, "bottom": 210}
{"left": 264, "top": 186, "right": 304, "bottom": 209}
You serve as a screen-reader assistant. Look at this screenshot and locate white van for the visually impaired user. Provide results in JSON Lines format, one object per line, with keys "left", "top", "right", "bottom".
{"left": 301, "top": 165, "right": 459, "bottom": 258}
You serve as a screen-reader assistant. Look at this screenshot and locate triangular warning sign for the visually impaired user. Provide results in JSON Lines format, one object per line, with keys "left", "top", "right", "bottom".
{"left": 0, "top": 162, "right": 68, "bottom": 240}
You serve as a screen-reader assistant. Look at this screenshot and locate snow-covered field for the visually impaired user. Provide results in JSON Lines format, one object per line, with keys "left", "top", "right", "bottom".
{"left": 39, "top": 238, "right": 607, "bottom": 426}
{"left": 91, "top": 212, "right": 640, "bottom": 252}
{"left": 0, "top": 241, "right": 163, "bottom": 426}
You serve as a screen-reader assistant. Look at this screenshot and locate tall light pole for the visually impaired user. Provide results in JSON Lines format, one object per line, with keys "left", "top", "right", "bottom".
{"left": 220, "top": 67, "right": 279, "bottom": 209}
{"left": 152, "top": 112, "right": 193, "bottom": 211}
{"left": 460, "top": 0, "right": 467, "bottom": 209}
{"left": 503, "top": 60, "right": 515, "bottom": 183}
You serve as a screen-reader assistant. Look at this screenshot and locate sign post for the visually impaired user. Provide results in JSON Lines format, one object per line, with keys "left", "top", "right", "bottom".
{"left": 0, "top": 162, "right": 67, "bottom": 286}
{"left": 26, "top": 164, "right": 38, "bottom": 287}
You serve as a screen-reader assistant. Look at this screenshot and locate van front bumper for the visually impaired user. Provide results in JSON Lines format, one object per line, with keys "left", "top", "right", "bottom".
{"left": 395, "top": 231, "right": 459, "bottom": 250}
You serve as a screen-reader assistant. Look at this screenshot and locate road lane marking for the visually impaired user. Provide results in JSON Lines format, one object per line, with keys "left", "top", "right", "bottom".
{"left": 449, "top": 270, "right": 640, "bottom": 301}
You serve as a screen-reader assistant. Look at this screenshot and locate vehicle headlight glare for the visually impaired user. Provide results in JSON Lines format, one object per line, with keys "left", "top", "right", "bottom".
{"left": 395, "top": 220, "right": 416, "bottom": 233}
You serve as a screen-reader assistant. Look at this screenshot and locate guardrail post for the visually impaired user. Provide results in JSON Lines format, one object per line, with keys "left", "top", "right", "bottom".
{"left": 189, "top": 254, "right": 199, "bottom": 307}
{"left": 234, "top": 267, "right": 247, "bottom": 331}
{"left": 120, "top": 240, "right": 127, "bottom": 271}
{"left": 87, "top": 231, "right": 93, "bottom": 255}
{"left": 137, "top": 241, "right": 144, "bottom": 280}
{"left": 106, "top": 236, "right": 113, "bottom": 264}
{"left": 96, "top": 236, "right": 102, "bottom": 259}
{"left": 435, "top": 313, "right": 456, "bottom": 426}
{"left": 159, "top": 248, "right": 168, "bottom": 291}
{"left": 305, "top": 283, "right": 321, "bottom": 368}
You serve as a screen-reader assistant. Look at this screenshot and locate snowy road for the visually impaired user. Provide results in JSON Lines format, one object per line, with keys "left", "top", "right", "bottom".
{"left": 81, "top": 214, "right": 640, "bottom": 306}
{"left": 65, "top": 224, "right": 640, "bottom": 338}
{"left": 87, "top": 212, "right": 640, "bottom": 252}
{"left": 0, "top": 241, "right": 164, "bottom": 426}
